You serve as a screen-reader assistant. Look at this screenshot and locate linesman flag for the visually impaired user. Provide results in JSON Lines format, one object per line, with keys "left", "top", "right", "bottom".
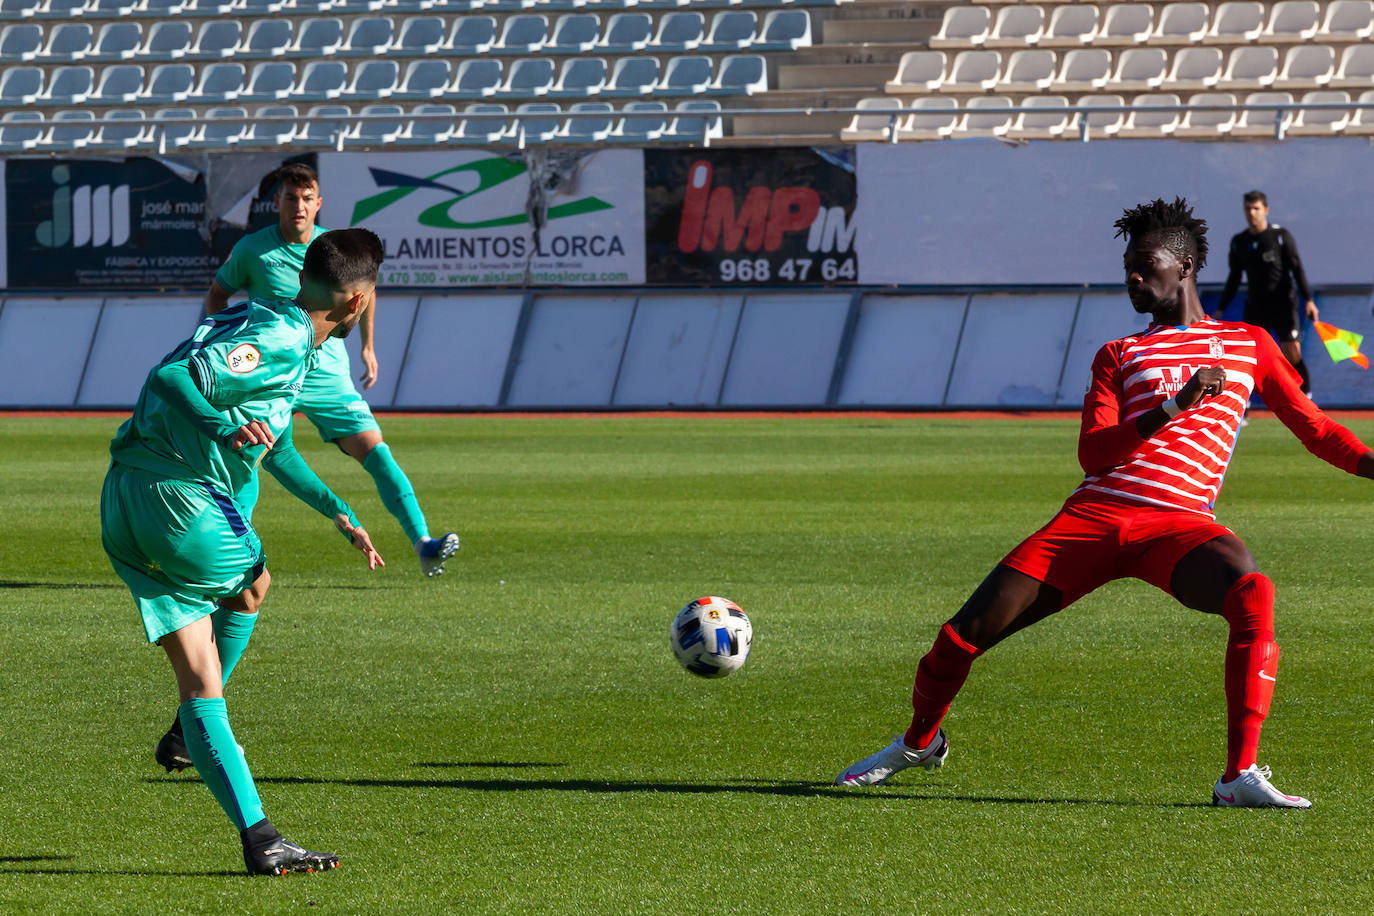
{"left": 1313, "top": 321, "right": 1369, "bottom": 369}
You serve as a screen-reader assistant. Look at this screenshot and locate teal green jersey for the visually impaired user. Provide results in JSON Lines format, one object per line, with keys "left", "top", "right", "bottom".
{"left": 214, "top": 223, "right": 328, "bottom": 300}
{"left": 109, "top": 299, "right": 317, "bottom": 497}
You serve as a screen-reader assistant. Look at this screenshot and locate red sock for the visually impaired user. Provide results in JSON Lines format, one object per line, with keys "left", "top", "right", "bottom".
{"left": 904, "top": 623, "right": 982, "bottom": 750}
{"left": 1221, "top": 573, "right": 1279, "bottom": 782}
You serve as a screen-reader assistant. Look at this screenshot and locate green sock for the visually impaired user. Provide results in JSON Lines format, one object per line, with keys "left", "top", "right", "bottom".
{"left": 362, "top": 442, "right": 429, "bottom": 545}
{"left": 178, "top": 697, "right": 265, "bottom": 831}
{"left": 212, "top": 606, "right": 257, "bottom": 687}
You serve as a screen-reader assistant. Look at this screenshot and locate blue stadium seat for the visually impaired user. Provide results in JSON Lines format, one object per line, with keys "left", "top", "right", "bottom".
{"left": 0, "top": 66, "right": 43, "bottom": 105}
{"left": 394, "top": 15, "right": 445, "bottom": 54}
{"left": 149, "top": 107, "right": 196, "bottom": 150}
{"left": 141, "top": 21, "right": 192, "bottom": 61}
{"left": 189, "top": 20, "right": 242, "bottom": 60}
{"left": 383, "top": 0, "right": 437, "bottom": 12}
{"left": 652, "top": 11, "right": 705, "bottom": 51}
{"left": 448, "top": 15, "right": 497, "bottom": 54}
{"left": 430, "top": 0, "right": 484, "bottom": 9}
{"left": 87, "top": 0, "right": 138, "bottom": 15}
{"left": 40, "top": 23, "right": 93, "bottom": 62}
{"left": 496, "top": 13, "right": 548, "bottom": 52}
{"left": 239, "top": 103, "right": 297, "bottom": 146}
{"left": 611, "top": 99, "right": 667, "bottom": 141}
{"left": 666, "top": 99, "right": 723, "bottom": 142}
{"left": 240, "top": 61, "right": 296, "bottom": 101}
{"left": 450, "top": 57, "right": 501, "bottom": 97}
{"left": 183, "top": 0, "right": 236, "bottom": 15}
{"left": 132, "top": 0, "right": 189, "bottom": 16}
{"left": 234, "top": 0, "right": 288, "bottom": 12}
{"left": 283, "top": 0, "right": 333, "bottom": 10}
{"left": 89, "top": 64, "right": 144, "bottom": 103}
{"left": 758, "top": 8, "right": 811, "bottom": 50}
{"left": 711, "top": 54, "right": 767, "bottom": 95}
{"left": 512, "top": 101, "right": 561, "bottom": 144}
{"left": 38, "top": 65, "right": 94, "bottom": 105}
{"left": 400, "top": 102, "right": 455, "bottom": 144}
{"left": 550, "top": 57, "right": 607, "bottom": 96}
{"left": 331, "top": 0, "right": 387, "bottom": 11}
{"left": 341, "top": 59, "right": 398, "bottom": 100}
{"left": 90, "top": 108, "right": 149, "bottom": 150}
{"left": 0, "top": 23, "right": 40, "bottom": 61}
{"left": 243, "top": 19, "right": 292, "bottom": 57}
{"left": 658, "top": 55, "right": 712, "bottom": 95}
{"left": 351, "top": 102, "right": 405, "bottom": 144}
{"left": 603, "top": 55, "right": 658, "bottom": 96}
{"left": 455, "top": 101, "right": 508, "bottom": 142}
{"left": 397, "top": 59, "right": 450, "bottom": 99}
{"left": 0, "top": 0, "right": 42, "bottom": 17}
{"left": 501, "top": 57, "right": 555, "bottom": 96}
{"left": 598, "top": 12, "right": 651, "bottom": 52}
{"left": 561, "top": 100, "right": 613, "bottom": 141}
{"left": 192, "top": 62, "right": 245, "bottom": 104}
{"left": 298, "top": 103, "right": 352, "bottom": 146}
{"left": 295, "top": 59, "right": 347, "bottom": 101}
{"left": 189, "top": 106, "right": 247, "bottom": 147}
{"left": 38, "top": 0, "right": 88, "bottom": 19}
{"left": 340, "top": 16, "right": 393, "bottom": 56}
{"left": 546, "top": 13, "right": 599, "bottom": 53}
{"left": 287, "top": 18, "right": 343, "bottom": 58}
{"left": 89, "top": 22, "right": 142, "bottom": 61}
{"left": 45, "top": 109, "right": 97, "bottom": 150}
{"left": 0, "top": 111, "right": 43, "bottom": 152}
{"left": 703, "top": 11, "right": 756, "bottom": 51}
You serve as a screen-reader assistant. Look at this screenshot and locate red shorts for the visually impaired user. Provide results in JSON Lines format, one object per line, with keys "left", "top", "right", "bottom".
{"left": 1000, "top": 495, "right": 1237, "bottom": 608}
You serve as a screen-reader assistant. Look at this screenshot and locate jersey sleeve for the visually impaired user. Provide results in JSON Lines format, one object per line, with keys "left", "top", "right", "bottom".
{"left": 1077, "top": 338, "right": 1146, "bottom": 475}
{"left": 260, "top": 421, "right": 359, "bottom": 532}
{"left": 1251, "top": 326, "right": 1368, "bottom": 473}
{"left": 214, "top": 237, "right": 251, "bottom": 295}
{"left": 188, "top": 309, "right": 309, "bottom": 408}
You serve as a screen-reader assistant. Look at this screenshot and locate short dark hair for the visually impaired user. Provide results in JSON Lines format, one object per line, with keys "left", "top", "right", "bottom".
{"left": 302, "top": 229, "right": 384, "bottom": 290}
{"left": 273, "top": 163, "right": 319, "bottom": 192}
{"left": 1113, "top": 197, "right": 1209, "bottom": 272}
{"left": 1243, "top": 189, "right": 1268, "bottom": 206}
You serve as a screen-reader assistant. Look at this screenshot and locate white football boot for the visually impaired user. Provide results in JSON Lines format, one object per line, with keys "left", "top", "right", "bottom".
{"left": 1212, "top": 764, "right": 1311, "bottom": 809}
{"left": 417, "top": 532, "right": 460, "bottom": 578}
{"left": 835, "top": 730, "right": 949, "bottom": 787}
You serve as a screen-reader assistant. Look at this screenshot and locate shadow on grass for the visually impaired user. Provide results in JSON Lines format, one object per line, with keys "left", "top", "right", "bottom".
{"left": 0, "top": 855, "right": 242, "bottom": 878}
{"left": 411, "top": 761, "right": 566, "bottom": 769}
{"left": 0, "top": 581, "right": 121, "bottom": 590}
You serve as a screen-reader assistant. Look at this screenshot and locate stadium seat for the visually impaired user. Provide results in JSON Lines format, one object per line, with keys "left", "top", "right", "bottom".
{"left": 149, "top": 107, "right": 196, "bottom": 150}
{"left": 341, "top": 59, "right": 398, "bottom": 100}
{"left": 897, "top": 96, "right": 958, "bottom": 140}
{"left": 1320, "top": 0, "right": 1374, "bottom": 40}
{"left": 1174, "top": 91, "right": 1238, "bottom": 136}
{"left": 599, "top": 11, "right": 651, "bottom": 52}
{"left": 1218, "top": 46, "right": 1278, "bottom": 89}
{"left": 547, "top": 13, "right": 599, "bottom": 52}
{"left": 560, "top": 100, "right": 614, "bottom": 142}
{"left": 551, "top": 56, "right": 607, "bottom": 96}
{"left": 1117, "top": 92, "right": 1181, "bottom": 136}
{"left": 380, "top": 0, "right": 432, "bottom": 11}
{"left": 0, "top": 23, "right": 40, "bottom": 61}
{"left": 394, "top": 16, "right": 445, "bottom": 55}
{"left": 350, "top": 102, "right": 405, "bottom": 144}
{"left": 929, "top": 5, "right": 990, "bottom": 49}
{"left": 1054, "top": 48, "right": 1111, "bottom": 92}
{"left": 953, "top": 95, "right": 1013, "bottom": 138}
{"left": 1096, "top": 4, "right": 1154, "bottom": 45}
{"left": 185, "top": 0, "right": 236, "bottom": 14}
{"left": 1262, "top": 1, "right": 1320, "bottom": 42}
{"left": 1077, "top": 92, "right": 1126, "bottom": 138}
{"left": 1207, "top": 2, "right": 1265, "bottom": 43}
{"left": 448, "top": 15, "right": 497, "bottom": 54}
{"left": 90, "top": 108, "right": 149, "bottom": 150}
{"left": 400, "top": 102, "right": 455, "bottom": 145}
{"left": 0, "top": 111, "right": 43, "bottom": 152}
{"left": 89, "top": 22, "right": 142, "bottom": 61}
{"left": 1288, "top": 89, "right": 1350, "bottom": 134}
{"left": 1347, "top": 88, "right": 1374, "bottom": 134}
{"left": 757, "top": 9, "right": 810, "bottom": 50}
{"left": 238, "top": 103, "right": 296, "bottom": 146}
{"left": 340, "top": 17, "right": 393, "bottom": 56}
{"left": 89, "top": 64, "right": 144, "bottom": 103}
{"left": 1333, "top": 43, "right": 1374, "bottom": 89}
{"left": 1163, "top": 46, "right": 1223, "bottom": 91}
{"left": 396, "top": 59, "right": 450, "bottom": 99}
{"left": 0, "top": 65, "right": 43, "bottom": 105}
{"left": 710, "top": 54, "right": 766, "bottom": 95}
{"left": 331, "top": 0, "right": 386, "bottom": 11}
{"left": 1041, "top": 4, "right": 1098, "bottom": 47}
{"left": 132, "top": 0, "right": 189, "bottom": 16}
{"left": 511, "top": 101, "right": 560, "bottom": 144}
{"left": 240, "top": 61, "right": 296, "bottom": 101}
{"left": 841, "top": 96, "right": 902, "bottom": 142}
{"left": 1008, "top": 94, "right": 1071, "bottom": 139}
{"left": 451, "top": 58, "right": 503, "bottom": 97}
{"left": 190, "top": 20, "right": 243, "bottom": 59}
{"left": 39, "top": 65, "right": 94, "bottom": 105}
{"left": 298, "top": 103, "right": 352, "bottom": 147}
{"left": 944, "top": 49, "right": 1001, "bottom": 92}
{"left": 652, "top": 10, "right": 704, "bottom": 51}
{"left": 886, "top": 50, "right": 945, "bottom": 92}
{"left": 703, "top": 11, "right": 756, "bottom": 51}
{"left": 1149, "top": 2, "right": 1209, "bottom": 44}
{"left": 295, "top": 59, "right": 348, "bottom": 101}
{"left": 287, "top": 18, "right": 343, "bottom": 57}
{"left": 1111, "top": 47, "right": 1167, "bottom": 92}
{"left": 501, "top": 57, "right": 555, "bottom": 96}
{"left": 658, "top": 55, "right": 712, "bottom": 95}
{"left": 41, "top": 23, "right": 93, "bottom": 62}
{"left": 191, "top": 62, "right": 245, "bottom": 103}
{"left": 188, "top": 105, "right": 246, "bottom": 147}
{"left": 497, "top": 13, "right": 548, "bottom": 52}
{"left": 88, "top": 0, "right": 138, "bottom": 15}
{"left": 1273, "top": 44, "right": 1335, "bottom": 89}
{"left": 1232, "top": 90, "right": 1294, "bottom": 136}
{"left": 996, "top": 48, "right": 1055, "bottom": 92}
{"left": 455, "top": 102, "right": 509, "bottom": 142}
{"left": 986, "top": 5, "right": 1044, "bottom": 47}
{"left": 141, "top": 21, "right": 192, "bottom": 61}
{"left": 45, "top": 109, "right": 97, "bottom": 150}
{"left": 242, "top": 19, "right": 292, "bottom": 57}
{"left": 38, "top": 0, "right": 87, "bottom": 18}
{"left": 612, "top": 100, "right": 666, "bottom": 141}
{"left": 666, "top": 99, "right": 723, "bottom": 143}
{"left": 235, "top": 0, "right": 288, "bottom": 12}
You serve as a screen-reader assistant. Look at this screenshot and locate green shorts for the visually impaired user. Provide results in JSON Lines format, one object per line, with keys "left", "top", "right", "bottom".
{"left": 297, "top": 337, "right": 381, "bottom": 443}
{"left": 101, "top": 463, "right": 265, "bottom": 644}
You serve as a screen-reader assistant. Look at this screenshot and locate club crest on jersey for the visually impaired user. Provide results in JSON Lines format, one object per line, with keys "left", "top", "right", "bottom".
{"left": 226, "top": 343, "right": 261, "bottom": 374}
{"left": 1208, "top": 337, "right": 1225, "bottom": 359}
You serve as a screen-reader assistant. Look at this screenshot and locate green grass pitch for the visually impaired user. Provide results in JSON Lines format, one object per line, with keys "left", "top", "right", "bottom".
{"left": 3, "top": 413, "right": 1374, "bottom": 914}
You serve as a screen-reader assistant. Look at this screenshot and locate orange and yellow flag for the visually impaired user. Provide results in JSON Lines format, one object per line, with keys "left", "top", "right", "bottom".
{"left": 1313, "top": 321, "right": 1369, "bottom": 369}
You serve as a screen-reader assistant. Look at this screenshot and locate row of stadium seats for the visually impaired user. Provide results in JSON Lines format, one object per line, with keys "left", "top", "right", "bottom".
{"left": 930, "top": 1, "right": 1374, "bottom": 50}
{"left": 0, "top": 9, "right": 813, "bottom": 63}
{"left": 887, "top": 44, "right": 1374, "bottom": 95}
{"left": 0, "top": 98, "right": 724, "bottom": 150}
{"left": 844, "top": 90, "right": 1374, "bottom": 141}
{"left": 0, "top": 54, "right": 769, "bottom": 106}
{"left": 0, "top": 0, "right": 842, "bottom": 18}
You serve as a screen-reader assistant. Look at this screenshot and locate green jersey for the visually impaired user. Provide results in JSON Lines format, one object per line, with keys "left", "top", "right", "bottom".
{"left": 110, "top": 299, "right": 317, "bottom": 498}
{"left": 215, "top": 223, "right": 328, "bottom": 299}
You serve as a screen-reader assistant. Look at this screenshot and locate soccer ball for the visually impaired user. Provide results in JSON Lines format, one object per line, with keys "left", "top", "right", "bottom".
{"left": 670, "top": 596, "right": 752, "bottom": 678}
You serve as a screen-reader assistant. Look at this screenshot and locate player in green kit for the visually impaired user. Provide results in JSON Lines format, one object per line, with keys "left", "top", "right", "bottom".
{"left": 102, "top": 229, "right": 387, "bottom": 875}
{"left": 205, "top": 163, "right": 459, "bottom": 578}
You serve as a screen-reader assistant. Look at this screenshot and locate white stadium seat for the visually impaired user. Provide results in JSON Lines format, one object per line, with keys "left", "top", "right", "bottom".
{"left": 1163, "top": 46, "right": 1223, "bottom": 91}
{"left": 929, "top": 5, "right": 991, "bottom": 49}
{"left": 1207, "top": 2, "right": 1265, "bottom": 43}
{"left": 996, "top": 48, "right": 1055, "bottom": 92}
{"left": 1232, "top": 90, "right": 1294, "bottom": 136}
{"left": 1218, "top": 46, "right": 1278, "bottom": 89}
{"left": 1262, "top": 1, "right": 1320, "bottom": 43}
{"left": 1078, "top": 93, "right": 1127, "bottom": 138}
{"left": 1333, "top": 43, "right": 1374, "bottom": 89}
{"left": 1289, "top": 89, "right": 1350, "bottom": 134}
{"left": 1042, "top": 4, "right": 1098, "bottom": 48}
{"left": 841, "top": 96, "right": 902, "bottom": 142}
{"left": 1347, "top": 88, "right": 1374, "bottom": 134}
{"left": 1273, "top": 44, "right": 1335, "bottom": 89}
{"left": 1096, "top": 4, "right": 1154, "bottom": 46}
{"left": 1110, "top": 47, "right": 1167, "bottom": 92}
{"left": 1117, "top": 92, "right": 1182, "bottom": 136}
{"left": 987, "top": 5, "right": 1045, "bottom": 47}
{"left": 1320, "top": 0, "right": 1374, "bottom": 40}
{"left": 944, "top": 49, "right": 1001, "bottom": 92}
{"left": 886, "top": 50, "right": 946, "bottom": 93}
{"left": 1149, "top": 2, "right": 1209, "bottom": 44}
{"left": 1175, "top": 91, "right": 1238, "bottom": 137}
{"left": 954, "top": 95, "right": 1014, "bottom": 138}
{"left": 1009, "top": 94, "right": 1072, "bottom": 140}
{"left": 1054, "top": 49, "right": 1112, "bottom": 92}
{"left": 897, "top": 96, "right": 958, "bottom": 140}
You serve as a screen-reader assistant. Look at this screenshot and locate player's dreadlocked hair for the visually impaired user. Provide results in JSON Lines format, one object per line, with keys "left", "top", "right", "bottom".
{"left": 1113, "top": 197, "right": 1208, "bottom": 272}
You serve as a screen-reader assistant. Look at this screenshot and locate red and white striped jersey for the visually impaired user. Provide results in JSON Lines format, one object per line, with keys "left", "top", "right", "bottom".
{"left": 1071, "top": 319, "right": 1366, "bottom": 517}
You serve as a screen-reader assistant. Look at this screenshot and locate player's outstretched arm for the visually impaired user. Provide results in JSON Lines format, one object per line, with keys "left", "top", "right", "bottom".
{"left": 358, "top": 287, "right": 379, "bottom": 390}
{"left": 1254, "top": 329, "right": 1371, "bottom": 473}
{"left": 261, "top": 422, "right": 367, "bottom": 534}
{"left": 334, "top": 515, "right": 385, "bottom": 570}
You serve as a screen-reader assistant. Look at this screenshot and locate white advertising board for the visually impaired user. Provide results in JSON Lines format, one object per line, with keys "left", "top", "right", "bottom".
{"left": 320, "top": 150, "right": 645, "bottom": 287}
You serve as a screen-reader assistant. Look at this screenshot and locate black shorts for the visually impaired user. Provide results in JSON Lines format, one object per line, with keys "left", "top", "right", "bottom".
{"left": 1244, "top": 299, "right": 1301, "bottom": 342}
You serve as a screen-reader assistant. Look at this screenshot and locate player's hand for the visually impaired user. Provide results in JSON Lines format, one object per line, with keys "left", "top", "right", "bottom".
{"left": 229, "top": 420, "right": 276, "bottom": 451}
{"left": 1306, "top": 300, "right": 1319, "bottom": 322}
{"left": 335, "top": 515, "right": 385, "bottom": 570}
{"left": 359, "top": 346, "right": 379, "bottom": 390}
{"left": 1178, "top": 366, "right": 1227, "bottom": 410}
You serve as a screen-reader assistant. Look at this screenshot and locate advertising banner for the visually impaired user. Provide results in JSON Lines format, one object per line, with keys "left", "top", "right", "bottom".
{"left": 320, "top": 150, "right": 645, "bottom": 287}
{"left": 644, "top": 147, "right": 858, "bottom": 286}
{"left": 5, "top": 158, "right": 215, "bottom": 290}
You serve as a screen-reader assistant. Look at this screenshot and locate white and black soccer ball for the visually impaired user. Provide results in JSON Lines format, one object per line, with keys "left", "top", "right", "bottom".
{"left": 670, "top": 596, "right": 752, "bottom": 678}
